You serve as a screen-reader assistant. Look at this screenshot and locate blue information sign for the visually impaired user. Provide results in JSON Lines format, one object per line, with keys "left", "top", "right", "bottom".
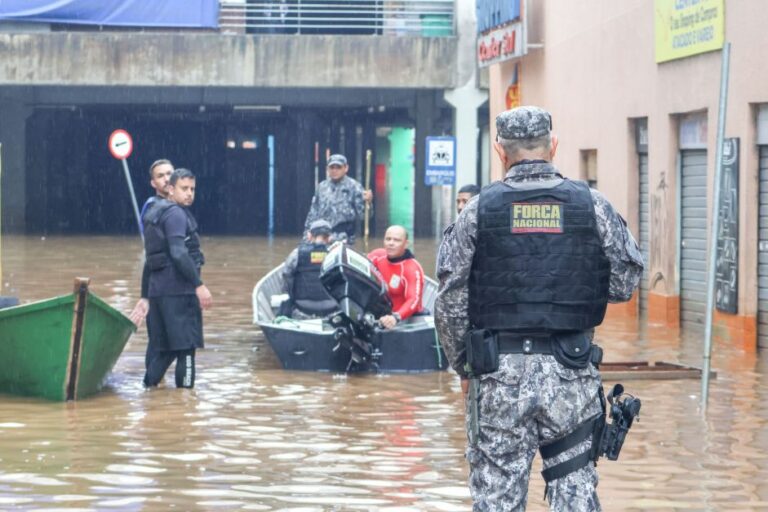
{"left": 425, "top": 136, "right": 456, "bottom": 186}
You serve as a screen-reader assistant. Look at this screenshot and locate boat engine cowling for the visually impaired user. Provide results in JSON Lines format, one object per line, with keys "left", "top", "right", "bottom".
{"left": 320, "top": 244, "right": 392, "bottom": 369}
{"left": 319, "top": 244, "right": 392, "bottom": 323}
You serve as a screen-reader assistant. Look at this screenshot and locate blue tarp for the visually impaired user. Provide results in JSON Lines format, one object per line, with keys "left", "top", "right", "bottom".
{"left": 0, "top": 0, "right": 219, "bottom": 28}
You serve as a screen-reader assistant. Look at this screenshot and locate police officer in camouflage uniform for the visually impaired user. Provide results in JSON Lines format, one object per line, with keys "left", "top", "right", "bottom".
{"left": 435, "top": 106, "right": 644, "bottom": 511}
{"left": 436, "top": 184, "right": 480, "bottom": 276}
{"left": 279, "top": 219, "right": 338, "bottom": 319}
{"left": 304, "top": 154, "right": 372, "bottom": 244}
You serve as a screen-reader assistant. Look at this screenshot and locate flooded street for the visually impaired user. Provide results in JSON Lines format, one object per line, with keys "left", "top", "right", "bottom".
{"left": 1, "top": 235, "right": 768, "bottom": 511}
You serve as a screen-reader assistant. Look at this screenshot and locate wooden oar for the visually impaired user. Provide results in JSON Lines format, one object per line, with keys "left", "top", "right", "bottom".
{"left": 364, "top": 149, "right": 372, "bottom": 251}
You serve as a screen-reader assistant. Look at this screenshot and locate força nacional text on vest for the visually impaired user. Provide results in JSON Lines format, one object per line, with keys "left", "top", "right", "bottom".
{"left": 510, "top": 203, "right": 563, "bottom": 233}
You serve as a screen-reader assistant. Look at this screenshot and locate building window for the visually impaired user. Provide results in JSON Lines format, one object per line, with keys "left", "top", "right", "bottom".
{"left": 580, "top": 149, "right": 598, "bottom": 188}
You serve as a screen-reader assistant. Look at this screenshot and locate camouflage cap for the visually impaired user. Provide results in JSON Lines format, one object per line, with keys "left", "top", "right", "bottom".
{"left": 309, "top": 219, "right": 332, "bottom": 236}
{"left": 496, "top": 106, "right": 552, "bottom": 140}
{"left": 327, "top": 154, "right": 347, "bottom": 167}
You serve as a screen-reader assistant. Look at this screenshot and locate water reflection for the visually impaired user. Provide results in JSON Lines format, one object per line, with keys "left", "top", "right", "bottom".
{"left": 1, "top": 235, "right": 767, "bottom": 510}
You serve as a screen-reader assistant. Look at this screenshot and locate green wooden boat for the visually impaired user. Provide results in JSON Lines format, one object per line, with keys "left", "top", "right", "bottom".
{"left": 0, "top": 278, "right": 136, "bottom": 401}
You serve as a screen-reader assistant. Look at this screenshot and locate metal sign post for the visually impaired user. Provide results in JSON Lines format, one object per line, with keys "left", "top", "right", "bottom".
{"left": 108, "top": 129, "right": 142, "bottom": 242}
{"left": 702, "top": 42, "right": 731, "bottom": 413}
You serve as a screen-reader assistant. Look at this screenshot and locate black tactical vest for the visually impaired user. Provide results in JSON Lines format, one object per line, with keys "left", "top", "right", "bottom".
{"left": 143, "top": 199, "right": 204, "bottom": 270}
{"left": 292, "top": 242, "right": 337, "bottom": 315}
{"left": 182, "top": 209, "right": 205, "bottom": 268}
{"left": 469, "top": 179, "right": 610, "bottom": 332}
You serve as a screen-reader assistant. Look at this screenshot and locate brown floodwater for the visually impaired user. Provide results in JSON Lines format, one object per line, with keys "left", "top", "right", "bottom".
{"left": 1, "top": 235, "right": 767, "bottom": 511}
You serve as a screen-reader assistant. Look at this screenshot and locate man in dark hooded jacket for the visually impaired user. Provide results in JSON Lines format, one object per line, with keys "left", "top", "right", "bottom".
{"left": 130, "top": 168, "right": 212, "bottom": 389}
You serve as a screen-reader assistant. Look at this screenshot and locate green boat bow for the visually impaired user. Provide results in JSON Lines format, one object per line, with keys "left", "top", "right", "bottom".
{"left": 0, "top": 279, "right": 136, "bottom": 401}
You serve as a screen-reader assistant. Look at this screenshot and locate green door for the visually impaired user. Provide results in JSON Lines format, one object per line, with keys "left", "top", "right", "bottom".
{"left": 387, "top": 127, "right": 415, "bottom": 234}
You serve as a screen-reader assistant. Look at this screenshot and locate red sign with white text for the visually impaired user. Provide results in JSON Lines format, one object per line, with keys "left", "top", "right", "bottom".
{"left": 477, "top": 21, "right": 525, "bottom": 68}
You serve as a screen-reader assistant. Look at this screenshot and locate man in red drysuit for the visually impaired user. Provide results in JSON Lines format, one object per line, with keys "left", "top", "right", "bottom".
{"left": 368, "top": 225, "right": 425, "bottom": 329}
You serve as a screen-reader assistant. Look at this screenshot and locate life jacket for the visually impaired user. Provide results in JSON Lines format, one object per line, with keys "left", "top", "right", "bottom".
{"left": 469, "top": 179, "right": 610, "bottom": 333}
{"left": 143, "top": 199, "right": 204, "bottom": 270}
{"left": 183, "top": 208, "right": 205, "bottom": 268}
{"left": 292, "top": 242, "right": 337, "bottom": 316}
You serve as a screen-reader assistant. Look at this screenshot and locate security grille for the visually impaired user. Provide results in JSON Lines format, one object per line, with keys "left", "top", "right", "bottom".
{"left": 680, "top": 149, "right": 708, "bottom": 329}
{"left": 639, "top": 153, "right": 649, "bottom": 311}
{"left": 758, "top": 146, "right": 768, "bottom": 348}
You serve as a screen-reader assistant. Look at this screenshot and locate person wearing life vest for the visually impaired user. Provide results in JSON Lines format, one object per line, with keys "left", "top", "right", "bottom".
{"left": 280, "top": 219, "right": 337, "bottom": 318}
{"left": 129, "top": 168, "right": 212, "bottom": 389}
{"left": 367, "top": 225, "right": 424, "bottom": 330}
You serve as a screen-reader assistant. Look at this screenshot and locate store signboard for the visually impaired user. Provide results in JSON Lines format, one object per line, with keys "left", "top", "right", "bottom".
{"left": 655, "top": 0, "right": 724, "bottom": 63}
{"left": 477, "top": 21, "right": 525, "bottom": 68}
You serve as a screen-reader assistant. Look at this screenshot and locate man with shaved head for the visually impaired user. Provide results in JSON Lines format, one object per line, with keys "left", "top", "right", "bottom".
{"left": 367, "top": 225, "right": 424, "bottom": 329}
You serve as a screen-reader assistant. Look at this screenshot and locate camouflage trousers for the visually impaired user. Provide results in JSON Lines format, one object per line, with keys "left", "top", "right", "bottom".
{"left": 466, "top": 353, "right": 603, "bottom": 511}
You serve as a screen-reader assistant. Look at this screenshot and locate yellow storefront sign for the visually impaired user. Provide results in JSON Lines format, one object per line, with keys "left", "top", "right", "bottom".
{"left": 655, "top": 0, "right": 724, "bottom": 63}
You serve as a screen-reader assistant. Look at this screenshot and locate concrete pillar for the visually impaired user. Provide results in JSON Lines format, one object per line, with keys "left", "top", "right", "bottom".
{"left": 439, "top": 0, "right": 487, "bottom": 230}
{"left": 444, "top": 71, "right": 488, "bottom": 226}
{"left": 0, "top": 99, "right": 31, "bottom": 232}
{"left": 414, "top": 91, "right": 435, "bottom": 237}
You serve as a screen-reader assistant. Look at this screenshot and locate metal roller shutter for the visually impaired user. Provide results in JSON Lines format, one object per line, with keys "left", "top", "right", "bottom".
{"left": 639, "top": 153, "right": 649, "bottom": 311}
{"left": 758, "top": 146, "right": 768, "bottom": 348}
{"left": 680, "top": 149, "right": 708, "bottom": 329}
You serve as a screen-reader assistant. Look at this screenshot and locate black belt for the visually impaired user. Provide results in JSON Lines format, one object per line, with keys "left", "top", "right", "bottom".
{"left": 497, "top": 333, "right": 554, "bottom": 355}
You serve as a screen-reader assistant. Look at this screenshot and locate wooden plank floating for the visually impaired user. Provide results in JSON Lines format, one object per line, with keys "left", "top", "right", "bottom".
{"left": 601, "top": 361, "right": 715, "bottom": 381}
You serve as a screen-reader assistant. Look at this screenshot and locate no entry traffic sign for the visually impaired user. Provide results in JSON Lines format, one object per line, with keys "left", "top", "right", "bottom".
{"left": 108, "top": 129, "right": 133, "bottom": 160}
{"left": 108, "top": 128, "right": 142, "bottom": 240}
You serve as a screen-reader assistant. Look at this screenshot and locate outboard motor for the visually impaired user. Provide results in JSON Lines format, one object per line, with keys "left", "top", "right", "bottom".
{"left": 320, "top": 244, "right": 392, "bottom": 369}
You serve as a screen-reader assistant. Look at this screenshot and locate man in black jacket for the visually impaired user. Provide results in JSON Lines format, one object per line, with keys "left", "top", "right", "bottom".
{"left": 130, "top": 168, "right": 212, "bottom": 388}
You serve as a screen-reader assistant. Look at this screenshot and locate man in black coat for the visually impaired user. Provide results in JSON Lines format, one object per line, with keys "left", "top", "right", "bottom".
{"left": 130, "top": 168, "right": 213, "bottom": 388}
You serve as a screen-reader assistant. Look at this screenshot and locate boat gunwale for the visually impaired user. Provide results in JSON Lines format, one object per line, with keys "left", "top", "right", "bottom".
{"left": 0, "top": 293, "right": 75, "bottom": 319}
{"left": 0, "top": 291, "right": 136, "bottom": 334}
{"left": 257, "top": 318, "right": 436, "bottom": 335}
{"left": 252, "top": 263, "right": 439, "bottom": 326}
{"left": 86, "top": 293, "right": 137, "bottom": 333}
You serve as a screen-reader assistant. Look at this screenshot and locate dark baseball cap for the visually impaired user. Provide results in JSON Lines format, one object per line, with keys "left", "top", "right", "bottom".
{"left": 327, "top": 154, "right": 347, "bottom": 167}
{"left": 496, "top": 106, "right": 552, "bottom": 140}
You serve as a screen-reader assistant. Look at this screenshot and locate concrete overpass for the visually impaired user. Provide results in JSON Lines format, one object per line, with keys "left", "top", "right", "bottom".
{"left": 0, "top": 24, "right": 483, "bottom": 235}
